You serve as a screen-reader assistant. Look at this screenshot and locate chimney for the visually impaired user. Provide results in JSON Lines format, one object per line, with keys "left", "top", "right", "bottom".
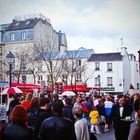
{"left": 138, "top": 50, "right": 140, "bottom": 74}
{"left": 121, "top": 47, "right": 127, "bottom": 56}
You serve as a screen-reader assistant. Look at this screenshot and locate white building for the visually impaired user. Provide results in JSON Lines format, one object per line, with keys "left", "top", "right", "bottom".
{"left": 86, "top": 47, "right": 140, "bottom": 94}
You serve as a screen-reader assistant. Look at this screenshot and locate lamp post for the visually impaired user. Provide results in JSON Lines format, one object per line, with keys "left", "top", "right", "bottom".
{"left": 6, "top": 52, "right": 15, "bottom": 87}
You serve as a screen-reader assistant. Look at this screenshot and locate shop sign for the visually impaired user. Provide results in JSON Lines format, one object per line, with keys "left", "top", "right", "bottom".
{"left": 101, "top": 87, "right": 115, "bottom": 91}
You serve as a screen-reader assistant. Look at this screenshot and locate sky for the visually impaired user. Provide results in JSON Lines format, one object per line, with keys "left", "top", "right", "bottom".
{"left": 0, "top": 0, "right": 140, "bottom": 59}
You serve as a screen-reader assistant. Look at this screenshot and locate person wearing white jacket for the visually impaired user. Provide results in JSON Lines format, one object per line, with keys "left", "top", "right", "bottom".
{"left": 72, "top": 107, "right": 90, "bottom": 140}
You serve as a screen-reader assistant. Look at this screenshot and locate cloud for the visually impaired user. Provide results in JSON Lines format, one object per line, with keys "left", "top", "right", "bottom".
{"left": 0, "top": 0, "right": 140, "bottom": 58}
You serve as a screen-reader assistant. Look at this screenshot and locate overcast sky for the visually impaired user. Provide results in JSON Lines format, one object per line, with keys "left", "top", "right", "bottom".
{"left": 0, "top": 0, "right": 140, "bottom": 59}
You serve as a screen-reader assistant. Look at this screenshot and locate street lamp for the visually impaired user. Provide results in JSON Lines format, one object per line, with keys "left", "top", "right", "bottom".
{"left": 6, "top": 52, "right": 15, "bottom": 87}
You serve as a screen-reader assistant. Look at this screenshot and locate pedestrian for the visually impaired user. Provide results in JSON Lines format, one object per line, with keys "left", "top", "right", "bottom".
{"left": 72, "top": 107, "right": 90, "bottom": 140}
{"left": 37, "top": 97, "right": 52, "bottom": 130}
{"left": 39, "top": 99, "right": 75, "bottom": 140}
{"left": 63, "top": 97, "right": 75, "bottom": 122}
{"left": 22, "top": 93, "right": 33, "bottom": 109}
{"left": 7, "top": 93, "right": 21, "bottom": 117}
{"left": 134, "top": 94, "right": 140, "bottom": 124}
{"left": 89, "top": 106, "right": 101, "bottom": 134}
{"left": 3, "top": 105, "right": 32, "bottom": 140}
{"left": 110, "top": 94, "right": 133, "bottom": 140}
{"left": 27, "top": 96, "right": 40, "bottom": 140}
{"left": 130, "top": 111, "right": 140, "bottom": 140}
{"left": 104, "top": 95, "right": 114, "bottom": 130}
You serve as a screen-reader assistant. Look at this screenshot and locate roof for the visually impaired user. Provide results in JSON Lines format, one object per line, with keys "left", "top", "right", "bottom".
{"left": 37, "top": 49, "right": 94, "bottom": 60}
{"left": 0, "top": 24, "right": 10, "bottom": 31}
{"left": 5, "top": 18, "right": 49, "bottom": 31}
{"left": 88, "top": 52, "right": 122, "bottom": 62}
{"left": 57, "top": 49, "right": 94, "bottom": 59}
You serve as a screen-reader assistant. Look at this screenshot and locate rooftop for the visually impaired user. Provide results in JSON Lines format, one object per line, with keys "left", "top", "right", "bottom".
{"left": 88, "top": 52, "right": 122, "bottom": 62}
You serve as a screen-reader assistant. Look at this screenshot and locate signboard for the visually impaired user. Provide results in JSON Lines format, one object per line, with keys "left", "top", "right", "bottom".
{"left": 101, "top": 87, "right": 115, "bottom": 91}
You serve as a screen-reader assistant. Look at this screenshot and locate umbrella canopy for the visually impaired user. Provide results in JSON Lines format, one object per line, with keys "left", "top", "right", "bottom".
{"left": 62, "top": 91, "right": 76, "bottom": 96}
{"left": 1, "top": 87, "right": 23, "bottom": 95}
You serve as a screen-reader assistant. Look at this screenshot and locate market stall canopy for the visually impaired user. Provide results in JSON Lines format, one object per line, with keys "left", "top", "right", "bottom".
{"left": 1, "top": 87, "right": 23, "bottom": 95}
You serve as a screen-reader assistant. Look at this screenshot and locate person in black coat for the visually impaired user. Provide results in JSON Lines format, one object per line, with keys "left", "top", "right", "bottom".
{"left": 36, "top": 97, "right": 52, "bottom": 135}
{"left": 63, "top": 98, "right": 75, "bottom": 122}
{"left": 110, "top": 95, "right": 133, "bottom": 140}
{"left": 7, "top": 93, "right": 21, "bottom": 116}
{"left": 39, "top": 99, "right": 76, "bottom": 140}
{"left": 3, "top": 105, "right": 32, "bottom": 140}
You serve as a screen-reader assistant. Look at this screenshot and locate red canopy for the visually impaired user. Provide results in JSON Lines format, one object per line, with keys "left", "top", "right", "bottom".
{"left": 62, "top": 85, "right": 97, "bottom": 92}
{"left": 11, "top": 83, "right": 41, "bottom": 94}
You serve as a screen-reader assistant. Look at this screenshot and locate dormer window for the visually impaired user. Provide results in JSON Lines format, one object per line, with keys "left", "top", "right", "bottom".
{"left": 21, "top": 31, "right": 26, "bottom": 40}
{"left": 10, "top": 33, "right": 15, "bottom": 40}
{"left": 15, "top": 22, "right": 20, "bottom": 26}
{"left": 26, "top": 21, "right": 30, "bottom": 25}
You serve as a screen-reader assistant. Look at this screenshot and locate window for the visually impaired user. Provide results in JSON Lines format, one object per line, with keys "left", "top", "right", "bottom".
{"left": 136, "top": 64, "right": 138, "bottom": 72}
{"left": 107, "top": 77, "right": 113, "bottom": 86}
{"left": 0, "top": 61, "right": 2, "bottom": 70}
{"left": 37, "top": 75, "right": 43, "bottom": 84}
{"left": 76, "top": 60, "right": 81, "bottom": 67}
{"left": 20, "top": 58, "right": 26, "bottom": 69}
{"left": 22, "top": 75, "right": 26, "bottom": 83}
{"left": 76, "top": 74, "right": 82, "bottom": 82}
{"left": 107, "top": 63, "right": 112, "bottom": 71}
{"left": 0, "top": 47, "right": 2, "bottom": 55}
{"left": 21, "top": 32, "right": 26, "bottom": 39}
{"left": 137, "top": 83, "right": 140, "bottom": 89}
{"left": 15, "top": 22, "right": 20, "bottom": 26}
{"left": 10, "top": 33, "right": 15, "bottom": 40}
{"left": 95, "top": 62, "right": 100, "bottom": 70}
{"left": 26, "top": 21, "right": 30, "bottom": 25}
{"left": 95, "top": 77, "right": 100, "bottom": 86}
{"left": 0, "top": 74, "right": 2, "bottom": 80}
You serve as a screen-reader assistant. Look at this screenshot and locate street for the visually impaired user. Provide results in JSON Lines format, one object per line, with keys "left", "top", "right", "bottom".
{"left": 95, "top": 122, "right": 136, "bottom": 140}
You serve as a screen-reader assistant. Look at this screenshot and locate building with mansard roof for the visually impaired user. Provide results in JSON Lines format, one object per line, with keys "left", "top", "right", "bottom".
{"left": 0, "top": 14, "right": 67, "bottom": 83}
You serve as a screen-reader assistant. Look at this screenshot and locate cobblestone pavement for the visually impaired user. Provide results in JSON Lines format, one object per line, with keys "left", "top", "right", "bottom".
{"left": 95, "top": 122, "right": 136, "bottom": 140}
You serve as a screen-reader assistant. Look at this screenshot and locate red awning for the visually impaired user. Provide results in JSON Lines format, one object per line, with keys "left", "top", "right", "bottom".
{"left": 11, "top": 83, "right": 41, "bottom": 94}
{"left": 62, "top": 85, "right": 97, "bottom": 92}
{"left": 12, "top": 83, "right": 40, "bottom": 88}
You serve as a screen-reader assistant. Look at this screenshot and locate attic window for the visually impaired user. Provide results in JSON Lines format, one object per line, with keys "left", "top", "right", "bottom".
{"left": 26, "top": 21, "right": 30, "bottom": 25}
{"left": 15, "top": 22, "right": 20, "bottom": 26}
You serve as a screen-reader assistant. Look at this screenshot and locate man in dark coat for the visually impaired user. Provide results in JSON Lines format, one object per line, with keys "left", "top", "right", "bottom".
{"left": 39, "top": 99, "right": 76, "bottom": 140}
{"left": 110, "top": 95, "right": 133, "bottom": 140}
{"left": 7, "top": 93, "right": 21, "bottom": 115}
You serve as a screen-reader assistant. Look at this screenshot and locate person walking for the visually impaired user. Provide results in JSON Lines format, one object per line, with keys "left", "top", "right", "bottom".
{"left": 39, "top": 99, "right": 75, "bottom": 140}
{"left": 27, "top": 96, "right": 40, "bottom": 140}
{"left": 72, "top": 107, "right": 90, "bottom": 140}
{"left": 90, "top": 106, "right": 101, "bottom": 134}
{"left": 110, "top": 94, "right": 133, "bottom": 140}
{"left": 3, "top": 105, "right": 32, "bottom": 140}
{"left": 22, "top": 94, "right": 33, "bottom": 110}
{"left": 7, "top": 93, "right": 21, "bottom": 116}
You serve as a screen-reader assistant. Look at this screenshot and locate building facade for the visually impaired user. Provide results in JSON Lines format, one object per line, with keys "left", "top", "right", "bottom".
{"left": 35, "top": 48, "right": 94, "bottom": 87}
{"left": 86, "top": 47, "right": 140, "bottom": 94}
{"left": 0, "top": 14, "right": 67, "bottom": 83}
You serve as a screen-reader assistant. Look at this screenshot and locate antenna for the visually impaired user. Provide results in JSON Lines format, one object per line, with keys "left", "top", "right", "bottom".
{"left": 120, "top": 37, "right": 123, "bottom": 47}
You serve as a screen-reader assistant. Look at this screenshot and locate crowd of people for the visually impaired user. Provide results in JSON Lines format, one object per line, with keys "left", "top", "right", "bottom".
{"left": 0, "top": 91, "right": 140, "bottom": 140}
